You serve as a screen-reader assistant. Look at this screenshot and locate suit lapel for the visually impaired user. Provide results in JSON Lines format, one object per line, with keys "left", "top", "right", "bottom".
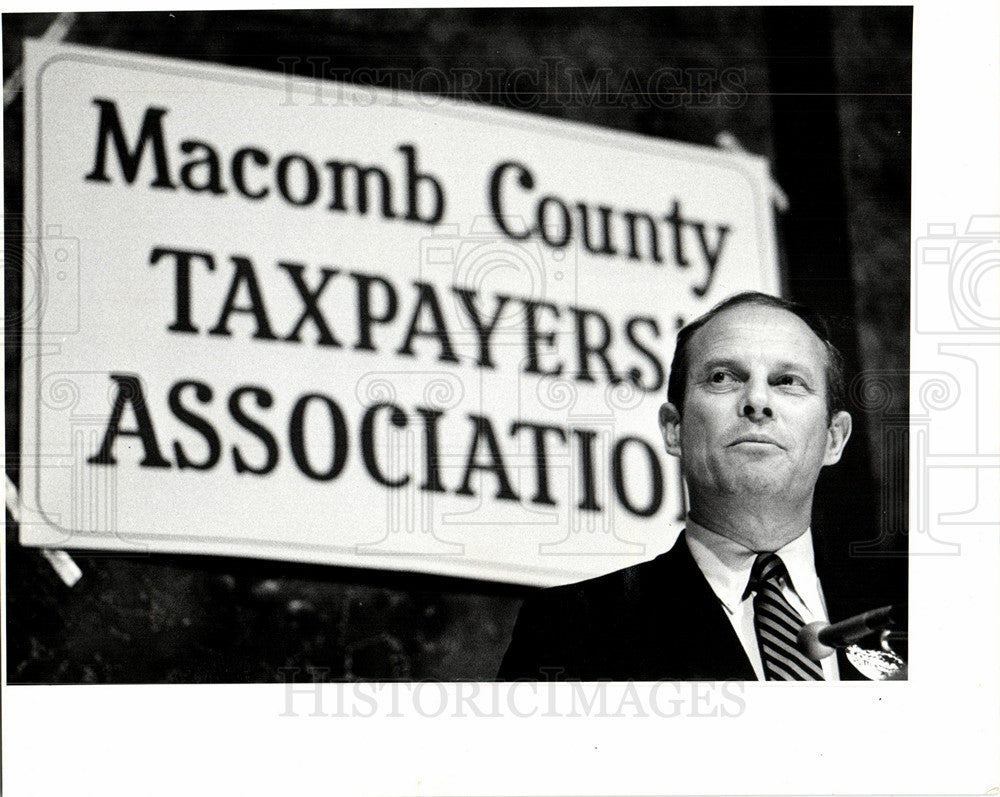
{"left": 635, "top": 532, "right": 758, "bottom": 681}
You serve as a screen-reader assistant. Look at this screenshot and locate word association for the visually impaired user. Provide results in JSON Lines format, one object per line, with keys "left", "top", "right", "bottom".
{"left": 87, "top": 373, "right": 668, "bottom": 517}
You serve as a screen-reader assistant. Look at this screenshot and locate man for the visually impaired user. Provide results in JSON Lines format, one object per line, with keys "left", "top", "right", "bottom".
{"left": 498, "top": 291, "right": 865, "bottom": 681}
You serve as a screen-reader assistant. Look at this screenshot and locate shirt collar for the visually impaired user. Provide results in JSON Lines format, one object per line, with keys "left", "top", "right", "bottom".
{"left": 684, "top": 517, "right": 820, "bottom": 615}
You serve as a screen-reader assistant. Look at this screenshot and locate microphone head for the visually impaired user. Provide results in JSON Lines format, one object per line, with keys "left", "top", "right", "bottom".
{"left": 797, "top": 620, "right": 836, "bottom": 661}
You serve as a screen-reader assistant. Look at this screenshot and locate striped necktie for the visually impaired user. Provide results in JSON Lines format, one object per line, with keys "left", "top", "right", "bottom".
{"left": 748, "top": 553, "right": 824, "bottom": 681}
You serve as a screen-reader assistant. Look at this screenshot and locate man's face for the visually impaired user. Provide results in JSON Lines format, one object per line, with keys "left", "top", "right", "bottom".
{"left": 660, "top": 304, "right": 852, "bottom": 512}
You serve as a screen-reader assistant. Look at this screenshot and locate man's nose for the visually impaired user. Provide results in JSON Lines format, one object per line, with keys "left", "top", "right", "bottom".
{"left": 740, "top": 377, "right": 773, "bottom": 419}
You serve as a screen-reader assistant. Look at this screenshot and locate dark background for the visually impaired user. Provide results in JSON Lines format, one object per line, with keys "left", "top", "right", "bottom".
{"left": 4, "top": 7, "right": 910, "bottom": 682}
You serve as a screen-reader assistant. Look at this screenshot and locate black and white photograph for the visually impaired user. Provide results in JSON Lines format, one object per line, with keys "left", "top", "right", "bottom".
{"left": 2, "top": 3, "right": 997, "bottom": 795}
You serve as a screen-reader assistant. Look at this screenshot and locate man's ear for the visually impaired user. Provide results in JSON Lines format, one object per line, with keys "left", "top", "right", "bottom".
{"left": 659, "top": 402, "right": 682, "bottom": 458}
{"left": 823, "top": 410, "right": 852, "bottom": 466}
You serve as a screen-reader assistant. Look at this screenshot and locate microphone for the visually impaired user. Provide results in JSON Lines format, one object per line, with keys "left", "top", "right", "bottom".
{"left": 797, "top": 604, "right": 906, "bottom": 661}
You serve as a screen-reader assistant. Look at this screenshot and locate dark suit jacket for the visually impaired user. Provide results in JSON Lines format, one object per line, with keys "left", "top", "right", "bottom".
{"left": 497, "top": 530, "right": 865, "bottom": 681}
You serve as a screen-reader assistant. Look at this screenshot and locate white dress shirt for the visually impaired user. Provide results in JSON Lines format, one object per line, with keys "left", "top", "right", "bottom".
{"left": 684, "top": 518, "right": 840, "bottom": 681}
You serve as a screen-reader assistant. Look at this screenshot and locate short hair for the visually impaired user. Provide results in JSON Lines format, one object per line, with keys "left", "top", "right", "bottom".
{"left": 666, "top": 291, "right": 847, "bottom": 419}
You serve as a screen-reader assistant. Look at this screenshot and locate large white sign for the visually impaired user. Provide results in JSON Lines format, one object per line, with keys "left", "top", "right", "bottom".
{"left": 19, "top": 40, "right": 780, "bottom": 585}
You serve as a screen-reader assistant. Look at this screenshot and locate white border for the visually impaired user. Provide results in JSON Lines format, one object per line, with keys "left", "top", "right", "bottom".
{"left": 3, "top": 2, "right": 999, "bottom": 795}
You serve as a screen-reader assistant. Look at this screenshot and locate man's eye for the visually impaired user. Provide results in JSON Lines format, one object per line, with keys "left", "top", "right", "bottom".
{"left": 709, "top": 371, "right": 738, "bottom": 385}
{"left": 776, "top": 374, "right": 806, "bottom": 388}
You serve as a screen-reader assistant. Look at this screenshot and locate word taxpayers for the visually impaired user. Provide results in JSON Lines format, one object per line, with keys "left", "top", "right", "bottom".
{"left": 149, "top": 245, "right": 668, "bottom": 392}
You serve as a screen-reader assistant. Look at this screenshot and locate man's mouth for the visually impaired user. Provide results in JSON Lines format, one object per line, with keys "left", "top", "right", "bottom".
{"left": 728, "top": 434, "right": 783, "bottom": 449}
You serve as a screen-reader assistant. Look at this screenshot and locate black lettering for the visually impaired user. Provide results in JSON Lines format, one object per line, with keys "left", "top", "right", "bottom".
{"left": 576, "top": 203, "right": 616, "bottom": 255}
{"left": 360, "top": 402, "right": 410, "bottom": 487}
{"left": 169, "top": 380, "right": 221, "bottom": 470}
{"left": 571, "top": 307, "right": 621, "bottom": 385}
{"left": 622, "top": 211, "right": 662, "bottom": 263}
{"left": 400, "top": 144, "right": 444, "bottom": 224}
{"left": 277, "top": 154, "right": 320, "bottom": 206}
{"left": 396, "top": 281, "right": 459, "bottom": 363}
{"left": 87, "top": 373, "right": 171, "bottom": 468}
{"left": 325, "top": 159, "right": 394, "bottom": 217}
{"left": 84, "top": 99, "right": 175, "bottom": 188}
{"left": 691, "top": 223, "right": 729, "bottom": 297}
{"left": 456, "top": 414, "right": 518, "bottom": 501}
{"left": 208, "top": 256, "right": 278, "bottom": 340}
{"left": 521, "top": 299, "right": 562, "bottom": 377}
{"left": 231, "top": 147, "right": 270, "bottom": 200}
{"left": 572, "top": 428, "right": 601, "bottom": 512}
{"left": 289, "top": 394, "right": 349, "bottom": 481}
{"left": 624, "top": 316, "right": 665, "bottom": 392}
{"left": 149, "top": 246, "right": 215, "bottom": 334}
{"left": 537, "top": 195, "right": 572, "bottom": 248}
{"left": 414, "top": 406, "right": 447, "bottom": 493}
{"left": 452, "top": 288, "right": 510, "bottom": 369}
{"left": 229, "top": 386, "right": 279, "bottom": 475}
{"left": 663, "top": 200, "right": 689, "bottom": 267}
{"left": 178, "top": 139, "right": 225, "bottom": 194}
{"left": 612, "top": 436, "right": 663, "bottom": 517}
{"left": 510, "top": 421, "right": 567, "bottom": 506}
{"left": 279, "top": 263, "right": 341, "bottom": 346}
{"left": 489, "top": 161, "right": 533, "bottom": 240}
{"left": 352, "top": 272, "right": 398, "bottom": 352}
